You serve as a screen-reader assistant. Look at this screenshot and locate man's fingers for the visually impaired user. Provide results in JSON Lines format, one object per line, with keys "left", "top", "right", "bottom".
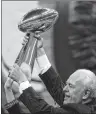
{"left": 8, "top": 78, "right": 14, "bottom": 88}
{"left": 9, "top": 69, "right": 18, "bottom": 80}
{"left": 24, "top": 35, "right": 29, "bottom": 39}
{"left": 37, "top": 37, "right": 43, "bottom": 48}
{"left": 23, "top": 39, "right": 28, "bottom": 43}
{"left": 34, "top": 33, "right": 41, "bottom": 40}
{"left": 8, "top": 64, "right": 19, "bottom": 77}
{"left": 9, "top": 73, "right": 14, "bottom": 79}
{"left": 8, "top": 66, "right": 15, "bottom": 77}
{"left": 8, "top": 78, "right": 13, "bottom": 83}
{"left": 13, "top": 64, "right": 19, "bottom": 68}
{"left": 5, "top": 77, "right": 14, "bottom": 88}
{"left": 22, "top": 35, "right": 29, "bottom": 46}
{"left": 23, "top": 36, "right": 29, "bottom": 42}
{"left": 9, "top": 66, "right": 18, "bottom": 77}
{"left": 20, "top": 62, "right": 31, "bottom": 80}
{"left": 9, "top": 74, "right": 17, "bottom": 82}
{"left": 20, "top": 62, "right": 31, "bottom": 71}
{"left": 13, "top": 64, "right": 20, "bottom": 73}
{"left": 22, "top": 41, "right": 27, "bottom": 46}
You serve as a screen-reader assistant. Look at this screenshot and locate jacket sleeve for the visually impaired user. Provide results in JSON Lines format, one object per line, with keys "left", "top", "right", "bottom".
{"left": 39, "top": 66, "right": 65, "bottom": 106}
{"left": 19, "top": 87, "right": 70, "bottom": 114}
{"left": 7, "top": 103, "right": 21, "bottom": 114}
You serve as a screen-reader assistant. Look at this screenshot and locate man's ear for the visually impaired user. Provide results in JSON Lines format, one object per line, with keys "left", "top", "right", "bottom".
{"left": 82, "top": 89, "right": 91, "bottom": 100}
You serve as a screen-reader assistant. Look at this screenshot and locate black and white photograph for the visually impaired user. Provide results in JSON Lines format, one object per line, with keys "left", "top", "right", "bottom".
{"left": 1, "top": 0, "right": 96, "bottom": 114}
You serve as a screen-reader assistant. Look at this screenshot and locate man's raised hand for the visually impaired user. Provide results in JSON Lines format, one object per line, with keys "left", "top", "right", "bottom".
{"left": 9, "top": 64, "right": 28, "bottom": 84}
{"left": 4, "top": 77, "right": 20, "bottom": 99}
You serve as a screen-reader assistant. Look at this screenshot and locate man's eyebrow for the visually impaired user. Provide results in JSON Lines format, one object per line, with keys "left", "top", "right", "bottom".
{"left": 71, "top": 83, "right": 75, "bottom": 86}
{"left": 66, "top": 81, "right": 75, "bottom": 86}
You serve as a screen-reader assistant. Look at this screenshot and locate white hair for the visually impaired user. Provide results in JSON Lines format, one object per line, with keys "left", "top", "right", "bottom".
{"left": 76, "top": 69, "right": 96, "bottom": 99}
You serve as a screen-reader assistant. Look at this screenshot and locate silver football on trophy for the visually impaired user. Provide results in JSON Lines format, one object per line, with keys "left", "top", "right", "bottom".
{"left": 18, "top": 8, "right": 58, "bottom": 33}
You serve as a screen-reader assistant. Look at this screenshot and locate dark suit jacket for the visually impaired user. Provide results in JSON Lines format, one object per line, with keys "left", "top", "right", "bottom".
{"left": 7, "top": 103, "right": 21, "bottom": 114}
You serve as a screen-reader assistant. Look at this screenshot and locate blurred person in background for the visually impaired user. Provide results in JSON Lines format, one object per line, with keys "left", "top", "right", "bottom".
{"left": 7, "top": 35, "right": 96, "bottom": 114}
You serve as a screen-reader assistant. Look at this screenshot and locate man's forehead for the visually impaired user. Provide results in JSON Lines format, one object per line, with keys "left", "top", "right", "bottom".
{"left": 67, "top": 69, "right": 93, "bottom": 84}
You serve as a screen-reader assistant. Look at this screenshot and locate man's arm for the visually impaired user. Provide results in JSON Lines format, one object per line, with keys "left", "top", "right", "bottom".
{"left": 19, "top": 86, "right": 52, "bottom": 114}
{"left": 22, "top": 35, "right": 65, "bottom": 106}
{"left": 36, "top": 48, "right": 64, "bottom": 106}
{"left": 19, "top": 86, "right": 70, "bottom": 114}
{"left": 5, "top": 100, "right": 21, "bottom": 114}
{"left": 39, "top": 66, "right": 64, "bottom": 106}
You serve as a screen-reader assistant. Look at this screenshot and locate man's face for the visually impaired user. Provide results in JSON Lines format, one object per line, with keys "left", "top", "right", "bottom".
{"left": 63, "top": 71, "right": 86, "bottom": 104}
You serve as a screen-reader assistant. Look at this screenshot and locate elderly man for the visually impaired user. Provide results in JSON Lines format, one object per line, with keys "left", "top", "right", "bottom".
{"left": 7, "top": 37, "right": 96, "bottom": 114}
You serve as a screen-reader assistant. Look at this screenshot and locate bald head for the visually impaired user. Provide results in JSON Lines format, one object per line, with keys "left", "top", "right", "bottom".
{"left": 63, "top": 69, "right": 96, "bottom": 104}
{"left": 71, "top": 69, "right": 96, "bottom": 96}
{"left": 70, "top": 69, "right": 96, "bottom": 85}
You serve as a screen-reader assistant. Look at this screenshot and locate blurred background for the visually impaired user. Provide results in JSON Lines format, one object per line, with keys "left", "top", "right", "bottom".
{"left": 2, "top": 0, "right": 96, "bottom": 113}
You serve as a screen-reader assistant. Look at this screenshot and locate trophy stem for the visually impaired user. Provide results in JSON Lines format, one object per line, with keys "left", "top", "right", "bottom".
{"left": 23, "top": 32, "right": 38, "bottom": 73}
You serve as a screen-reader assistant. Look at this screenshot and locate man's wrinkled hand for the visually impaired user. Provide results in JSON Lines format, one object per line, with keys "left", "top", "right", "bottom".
{"left": 20, "top": 62, "right": 31, "bottom": 81}
{"left": 34, "top": 36, "right": 45, "bottom": 57}
{"left": 9, "top": 64, "right": 28, "bottom": 84}
{"left": 4, "top": 77, "right": 13, "bottom": 90}
{"left": 22, "top": 33, "right": 29, "bottom": 46}
{"left": 4, "top": 77, "right": 20, "bottom": 98}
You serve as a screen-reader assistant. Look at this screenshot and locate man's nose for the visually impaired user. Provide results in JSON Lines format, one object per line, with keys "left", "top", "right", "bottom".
{"left": 63, "top": 85, "right": 69, "bottom": 92}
